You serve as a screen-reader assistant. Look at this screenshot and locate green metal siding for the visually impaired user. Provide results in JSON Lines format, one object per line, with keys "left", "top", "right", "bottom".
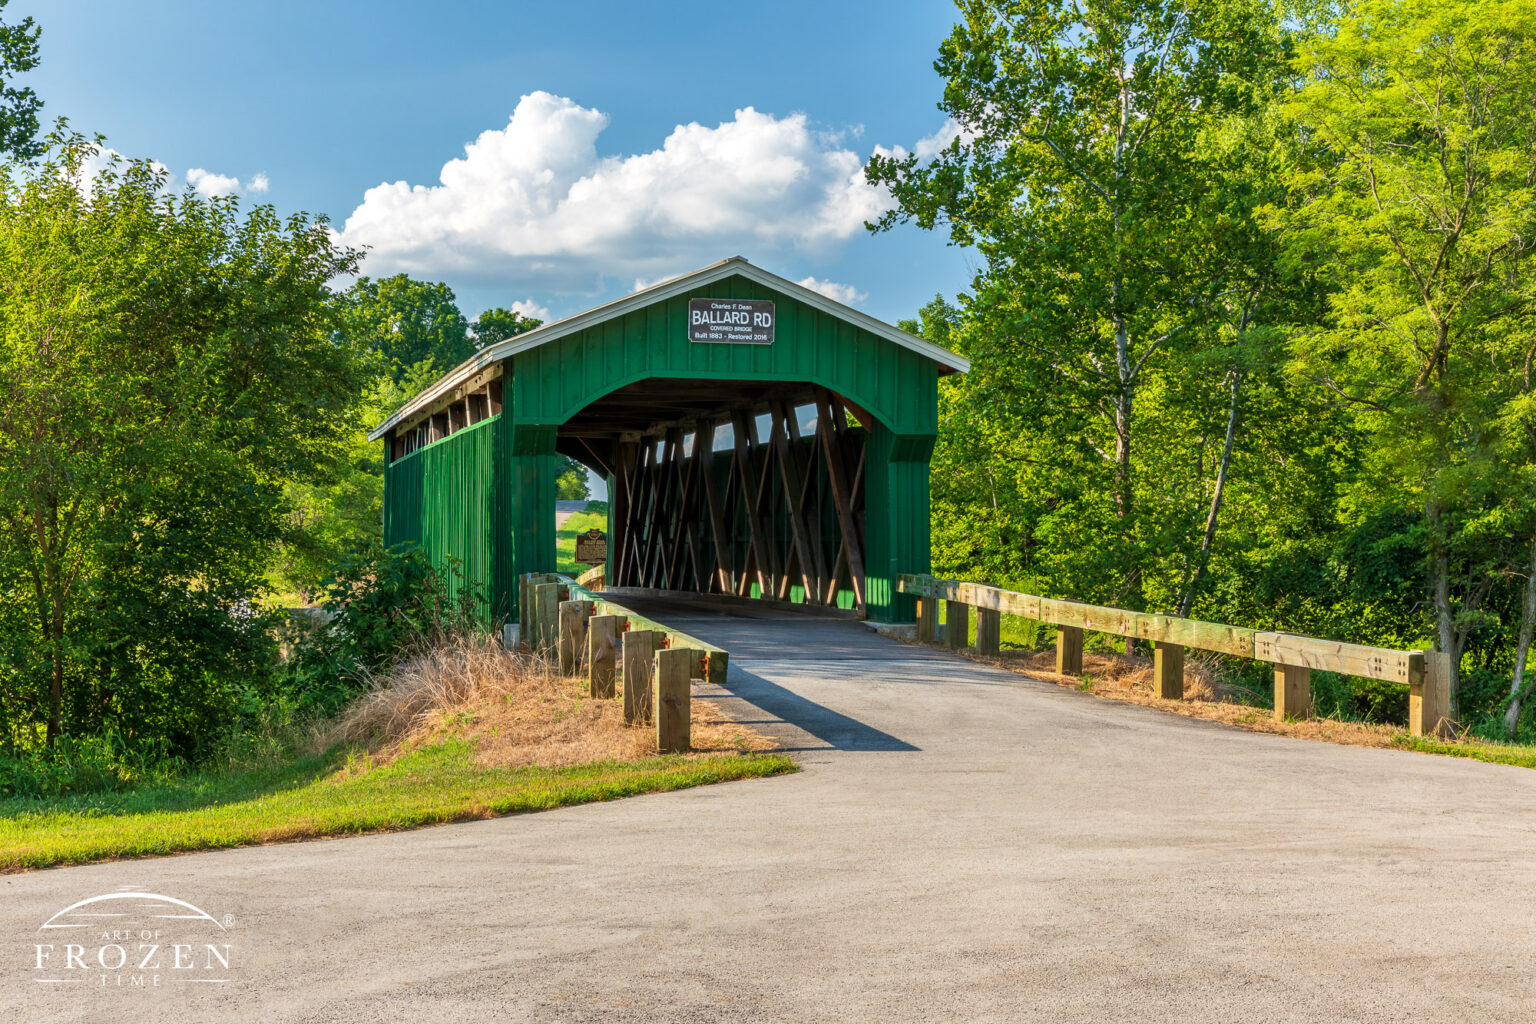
{"left": 382, "top": 415, "right": 499, "bottom": 614}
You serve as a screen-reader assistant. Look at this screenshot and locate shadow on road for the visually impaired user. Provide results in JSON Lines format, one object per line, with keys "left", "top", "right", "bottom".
{"left": 707, "top": 668, "right": 919, "bottom": 752}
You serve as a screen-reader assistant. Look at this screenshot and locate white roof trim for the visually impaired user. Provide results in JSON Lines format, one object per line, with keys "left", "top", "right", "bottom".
{"left": 368, "top": 256, "right": 969, "bottom": 441}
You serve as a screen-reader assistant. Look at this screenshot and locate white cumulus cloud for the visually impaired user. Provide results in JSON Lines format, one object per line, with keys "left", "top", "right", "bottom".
{"left": 336, "top": 91, "right": 896, "bottom": 293}
{"left": 510, "top": 298, "right": 550, "bottom": 322}
{"left": 186, "top": 168, "right": 241, "bottom": 197}
{"left": 185, "top": 168, "right": 269, "bottom": 197}
{"left": 796, "top": 276, "right": 867, "bottom": 306}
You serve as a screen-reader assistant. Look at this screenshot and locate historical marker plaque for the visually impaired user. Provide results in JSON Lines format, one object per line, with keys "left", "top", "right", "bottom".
{"left": 574, "top": 528, "right": 607, "bottom": 565}
{"left": 687, "top": 298, "right": 775, "bottom": 345}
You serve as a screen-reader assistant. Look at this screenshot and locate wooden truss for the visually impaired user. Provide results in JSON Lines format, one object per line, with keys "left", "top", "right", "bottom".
{"left": 600, "top": 386, "right": 867, "bottom": 613}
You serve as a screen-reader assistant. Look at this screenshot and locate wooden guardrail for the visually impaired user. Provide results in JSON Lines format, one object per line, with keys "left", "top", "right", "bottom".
{"left": 511, "top": 572, "right": 728, "bottom": 753}
{"left": 896, "top": 573, "right": 1452, "bottom": 738}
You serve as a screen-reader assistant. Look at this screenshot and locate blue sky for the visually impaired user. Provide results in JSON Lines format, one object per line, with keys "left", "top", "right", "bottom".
{"left": 17, "top": 0, "right": 979, "bottom": 325}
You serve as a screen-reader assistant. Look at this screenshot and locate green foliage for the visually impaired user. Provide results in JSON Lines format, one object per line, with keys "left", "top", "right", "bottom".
{"left": 278, "top": 543, "right": 484, "bottom": 717}
{"left": 338, "top": 274, "right": 474, "bottom": 385}
{"left": 273, "top": 361, "right": 442, "bottom": 599}
{"left": 556, "top": 456, "right": 592, "bottom": 501}
{"left": 473, "top": 306, "right": 542, "bottom": 345}
{"left": 869, "top": 0, "right": 1308, "bottom": 614}
{"left": 0, "top": 0, "right": 42, "bottom": 162}
{"left": 879, "top": 0, "right": 1536, "bottom": 738}
{"left": 1275, "top": 0, "right": 1536, "bottom": 715}
{"left": 0, "top": 134, "right": 362, "bottom": 756}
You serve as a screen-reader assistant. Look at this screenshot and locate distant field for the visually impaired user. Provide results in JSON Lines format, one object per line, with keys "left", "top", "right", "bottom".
{"left": 557, "top": 501, "right": 609, "bottom": 575}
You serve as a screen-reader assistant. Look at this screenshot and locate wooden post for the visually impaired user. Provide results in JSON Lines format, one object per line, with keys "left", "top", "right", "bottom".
{"left": 1411, "top": 650, "right": 1453, "bottom": 738}
{"left": 558, "top": 599, "right": 594, "bottom": 676}
{"left": 654, "top": 647, "right": 693, "bottom": 753}
{"left": 916, "top": 596, "right": 937, "bottom": 643}
{"left": 518, "top": 574, "right": 537, "bottom": 650}
{"left": 1056, "top": 625, "right": 1083, "bottom": 675}
{"left": 622, "top": 629, "right": 660, "bottom": 725}
{"left": 587, "top": 615, "right": 623, "bottom": 699}
{"left": 944, "top": 600, "right": 969, "bottom": 649}
{"left": 1153, "top": 642, "right": 1184, "bottom": 700}
{"left": 976, "top": 607, "right": 1001, "bottom": 657}
{"left": 1273, "top": 664, "right": 1312, "bottom": 721}
{"left": 533, "top": 583, "right": 560, "bottom": 657}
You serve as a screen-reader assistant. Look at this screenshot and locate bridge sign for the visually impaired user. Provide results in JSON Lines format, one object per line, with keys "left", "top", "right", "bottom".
{"left": 688, "top": 298, "right": 774, "bottom": 345}
{"left": 574, "top": 528, "right": 607, "bottom": 565}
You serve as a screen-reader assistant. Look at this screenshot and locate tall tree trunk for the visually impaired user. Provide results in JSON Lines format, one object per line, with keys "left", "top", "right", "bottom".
{"left": 1427, "top": 500, "right": 1461, "bottom": 719}
{"left": 1503, "top": 537, "right": 1536, "bottom": 738}
{"left": 46, "top": 585, "right": 64, "bottom": 746}
{"left": 1178, "top": 371, "right": 1241, "bottom": 618}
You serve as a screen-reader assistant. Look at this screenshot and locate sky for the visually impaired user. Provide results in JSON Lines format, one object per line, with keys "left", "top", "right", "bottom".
{"left": 15, "top": 0, "right": 981, "bottom": 326}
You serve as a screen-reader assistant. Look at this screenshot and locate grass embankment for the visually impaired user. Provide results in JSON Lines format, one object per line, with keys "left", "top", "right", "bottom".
{"left": 556, "top": 501, "right": 609, "bottom": 575}
{"left": 0, "top": 745, "right": 791, "bottom": 872}
{"left": 1, "top": 633, "right": 792, "bottom": 872}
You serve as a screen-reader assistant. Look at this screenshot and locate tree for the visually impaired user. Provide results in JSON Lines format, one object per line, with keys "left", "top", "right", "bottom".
{"left": 274, "top": 361, "right": 441, "bottom": 600}
{"left": 473, "top": 306, "right": 542, "bottom": 346}
{"left": 338, "top": 275, "right": 473, "bottom": 384}
{"left": 1277, "top": 0, "right": 1536, "bottom": 716}
{"left": 0, "top": 0, "right": 42, "bottom": 162}
{"left": 0, "top": 136, "right": 362, "bottom": 749}
{"left": 555, "top": 458, "right": 592, "bottom": 501}
{"left": 867, "top": 0, "right": 1297, "bottom": 614}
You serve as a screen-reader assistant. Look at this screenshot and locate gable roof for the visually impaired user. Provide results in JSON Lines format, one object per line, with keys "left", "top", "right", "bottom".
{"left": 368, "top": 256, "right": 969, "bottom": 441}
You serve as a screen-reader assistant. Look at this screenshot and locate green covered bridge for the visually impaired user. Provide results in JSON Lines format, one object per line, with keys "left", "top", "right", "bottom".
{"left": 369, "top": 257, "right": 968, "bottom": 624}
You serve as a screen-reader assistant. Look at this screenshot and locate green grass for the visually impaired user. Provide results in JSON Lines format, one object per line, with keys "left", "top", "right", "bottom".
{"left": 556, "top": 500, "right": 610, "bottom": 575}
{"left": 0, "top": 740, "right": 795, "bottom": 872}
{"left": 1391, "top": 734, "right": 1536, "bottom": 770}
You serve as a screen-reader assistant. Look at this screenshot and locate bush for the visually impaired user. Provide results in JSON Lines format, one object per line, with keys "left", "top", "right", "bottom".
{"left": 0, "top": 732, "right": 185, "bottom": 799}
{"left": 276, "top": 543, "right": 486, "bottom": 717}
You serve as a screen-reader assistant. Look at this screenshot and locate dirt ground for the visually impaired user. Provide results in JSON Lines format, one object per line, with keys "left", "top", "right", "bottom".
{"left": 968, "top": 647, "right": 1411, "bottom": 750}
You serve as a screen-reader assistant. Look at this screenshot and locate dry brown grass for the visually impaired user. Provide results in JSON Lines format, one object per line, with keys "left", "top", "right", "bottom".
{"left": 969, "top": 647, "right": 1406, "bottom": 749}
{"left": 326, "top": 635, "right": 776, "bottom": 768}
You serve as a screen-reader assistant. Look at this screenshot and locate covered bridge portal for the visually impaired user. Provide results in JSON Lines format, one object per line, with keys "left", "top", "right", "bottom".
{"left": 369, "top": 258, "right": 968, "bottom": 624}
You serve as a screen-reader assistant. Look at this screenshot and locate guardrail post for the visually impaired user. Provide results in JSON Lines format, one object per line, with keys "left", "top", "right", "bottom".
{"left": 1411, "top": 650, "right": 1452, "bottom": 738}
{"left": 587, "top": 615, "right": 624, "bottom": 698}
{"left": 1273, "top": 664, "right": 1312, "bottom": 721}
{"left": 1056, "top": 625, "right": 1083, "bottom": 675}
{"left": 622, "top": 629, "right": 660, "bottom": 725}
{"left": 976, "top": 607, "right": 1001, "bottom": 656}
{"left": 654, "top": 647, "right": 694, "bottom": 753}
{"left": 944, "top": 600, "right": 969, "bottom": 649}
{"left": 533, "top": 582, "right": 561, "bottom": 657}
{"left": 1153, "top": 642, "right": 1184, "bottom": 699}
{"left": 517, "top": 574, "right": 530, "bottom": 649}
{"left": 916, "top": 596, "right": 937, "bottom": 643}
{"left": 558, "top": 599, "right": 594, "bottom": 675}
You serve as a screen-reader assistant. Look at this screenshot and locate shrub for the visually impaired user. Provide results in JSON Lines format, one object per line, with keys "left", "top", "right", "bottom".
{"left": 277, "top": 543, "right": 487, "bottom": 717}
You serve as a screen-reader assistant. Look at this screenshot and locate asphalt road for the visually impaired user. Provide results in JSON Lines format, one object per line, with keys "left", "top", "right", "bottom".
{"left": 6, "top": 601, "right": 1536, "bottom": 1023}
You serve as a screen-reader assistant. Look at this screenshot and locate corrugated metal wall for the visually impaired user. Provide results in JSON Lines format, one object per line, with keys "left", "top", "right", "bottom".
{"left": 382, "top": 414, "right": 498, "bottom": 614}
